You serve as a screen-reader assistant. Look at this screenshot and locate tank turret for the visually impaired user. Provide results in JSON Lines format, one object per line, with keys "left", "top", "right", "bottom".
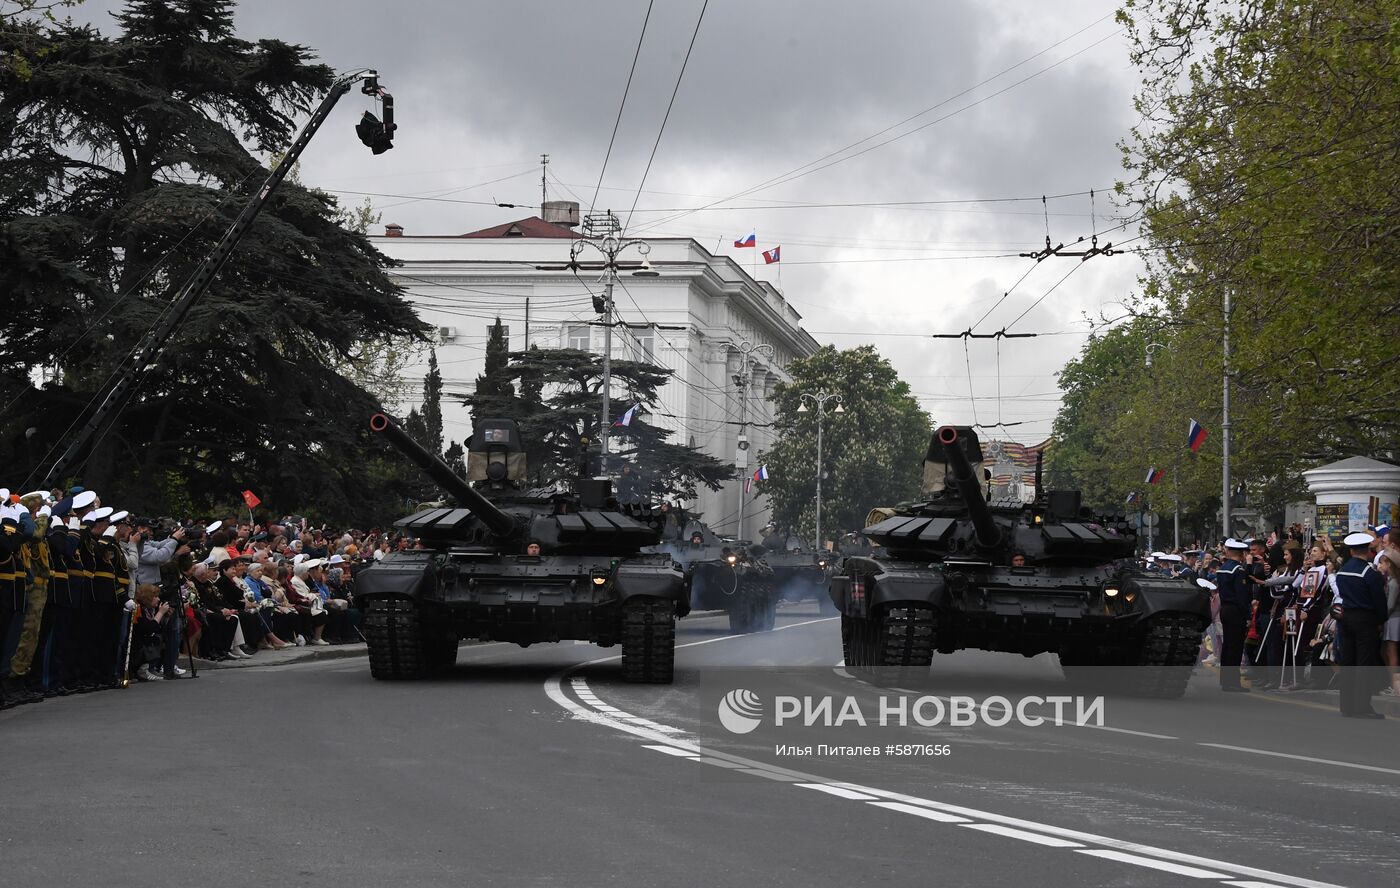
{"left": 935, "top": 425, "right": 1001, "bottom": 549}
{"left": 369, "top": 413, "right": 517, "bottom": 537}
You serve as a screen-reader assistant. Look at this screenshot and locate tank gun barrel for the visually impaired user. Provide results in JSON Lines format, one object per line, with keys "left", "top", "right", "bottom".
{"left": 936, "top": 425, "right": 1002, "bottom": 548}
{"left": 370, "top": 413, "right": 517, "bottom": 537}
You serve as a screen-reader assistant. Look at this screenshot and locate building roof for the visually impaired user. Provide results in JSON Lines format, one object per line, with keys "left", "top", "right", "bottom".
{"left": 458, "top": 216, "right": 579, "bottom": 239}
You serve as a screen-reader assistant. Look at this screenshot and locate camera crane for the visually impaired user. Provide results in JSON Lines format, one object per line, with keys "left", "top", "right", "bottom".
{"left": 40, "top": 69, "right": 397, "bottom": 488}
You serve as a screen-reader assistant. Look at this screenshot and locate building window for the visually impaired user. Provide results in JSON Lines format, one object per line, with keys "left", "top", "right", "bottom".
{"left": 567, "top": 324, "right": 590, "bottom": 351}
{"left": 633, "top": 326, "right": 654, "bottom": 360}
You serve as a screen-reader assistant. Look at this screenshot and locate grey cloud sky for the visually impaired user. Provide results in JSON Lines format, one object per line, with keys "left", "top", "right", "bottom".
{"left": 75, "top": 0, "right": 1150, "bottom": 441}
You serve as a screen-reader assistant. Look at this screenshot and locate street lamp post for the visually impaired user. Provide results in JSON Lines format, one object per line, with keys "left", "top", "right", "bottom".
{"left": 552, "top": 231, "right": 652, "bottom": 474}
{"left": 797, "top": 390, "right": 844, "bottom": 551}
{"left": 734, "top": 340, "right": 774, "bottom": 542}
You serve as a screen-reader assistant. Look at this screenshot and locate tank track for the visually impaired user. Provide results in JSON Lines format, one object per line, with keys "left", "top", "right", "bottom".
{"left": 365, "top": 598, "right": 430, "bottom": 680}
{"left": 1122, "top": 614, "right": 1203, "bottom": 698}
{"left": 728, "top": 576, "right": 777, "bottom": 634}
{"left": 621, "top": 598, "right": 676, "bottom": 684}
{"left": 848, "top": 604, "right": 935, "bottom": 685}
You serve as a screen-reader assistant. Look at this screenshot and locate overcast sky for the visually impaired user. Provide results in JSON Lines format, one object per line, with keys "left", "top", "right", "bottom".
{"left": 77, "top": 0, "right": 1149, "bottom": 442}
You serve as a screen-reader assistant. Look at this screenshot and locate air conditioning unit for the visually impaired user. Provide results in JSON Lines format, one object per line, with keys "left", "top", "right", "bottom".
{"left": 438, "top": 326, "right": 457, "bottom": 344}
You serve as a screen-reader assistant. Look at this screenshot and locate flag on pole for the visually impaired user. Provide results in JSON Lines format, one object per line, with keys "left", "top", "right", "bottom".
{"left": 762, "top": 245, "right": 781, "bottom": 264}
{"left": 241, "top": 489, "right": 261, "bottom": 510}
{"left": 1125, "top": 491, "right": 1139, "bottom": 505}
{"left": 743, "top": 477, "right": 752, "bottom": 494}
{"left": 612, "top": 404, "right": 639, "bottom": 428}
{"left": 1144, "top": 467, "right": 1165, "bottom": 485}
{"left": 1187, "top": 418, "right": 1208, "bottom": 453}
{"left": 734, "top": 231, "right": 756, "bottom": 248}
{"left": 753, "top": 465, "right": 769, "bottom": 482}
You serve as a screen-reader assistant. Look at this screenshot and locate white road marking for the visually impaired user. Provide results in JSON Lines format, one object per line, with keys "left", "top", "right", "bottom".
{"left": 545, "top": 616, "right": 1348, "bottom": 888}
{"left": 1224, "top": 882, "right": 1291, "bottom": 888}
{"left": 1075, "top": 849, "right": 1227, "bottom": 879}
{"left": 794, "top": 783, "right": 879, "bottom": 801}
{"left": 1080, "top": 724, "right": 1178, "bottom": 740}
{"left": 960, "top": 823, "right": 1083, "bottom": 848}
{"left": 867, "top": 801, "right": 972, "bottom": 823}
{"left": 642, "top": 744, "right": 698, "bottom": 757}
{"left": 1198, "top": 743, "right": 1400, "bottom": 777}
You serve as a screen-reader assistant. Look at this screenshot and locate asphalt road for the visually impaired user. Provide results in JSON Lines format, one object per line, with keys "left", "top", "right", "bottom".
{"left": 3, "top": 602, "right": 1397, "bottom": 888}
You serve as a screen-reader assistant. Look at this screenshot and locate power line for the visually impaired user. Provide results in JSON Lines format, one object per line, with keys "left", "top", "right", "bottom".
{"left": 591, "top": 0, "right": 655, "bottom": 213}
{"left": 622, "top": 0, "right": 710, "bottom": 235}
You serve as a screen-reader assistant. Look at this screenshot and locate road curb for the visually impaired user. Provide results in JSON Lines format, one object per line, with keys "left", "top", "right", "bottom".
{"left": 1273, "top": 685, "right": 1400, "bottom": 718}
{"left": 191, "top": 643, "right": 367, "bottom": 670}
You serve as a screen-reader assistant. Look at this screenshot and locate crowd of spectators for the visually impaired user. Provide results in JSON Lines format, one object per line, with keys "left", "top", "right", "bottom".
{"left": 1142, "top": 523, "right": 1400, "bottom": 705}
{"left": 2, "top": 483, "right": 420, "bottom": 708}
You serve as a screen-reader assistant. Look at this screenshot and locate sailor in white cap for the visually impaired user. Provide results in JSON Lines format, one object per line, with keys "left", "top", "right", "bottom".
{"left": 1333, "top": 532, "right": 1386, "bottom": 718}
{"left": 1160, "top": 552, "right": 1184, "bottom": 577}
{"left": 1214, "top": 539, "right": 1252, "bottom": 692}
{"left": 1146, "top": 551, "right": 1167, "bottom": 573}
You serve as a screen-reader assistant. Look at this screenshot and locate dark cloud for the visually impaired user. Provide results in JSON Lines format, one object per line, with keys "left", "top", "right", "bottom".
{"left": 68, "top": 0, "right": 1145, "bottom": 438}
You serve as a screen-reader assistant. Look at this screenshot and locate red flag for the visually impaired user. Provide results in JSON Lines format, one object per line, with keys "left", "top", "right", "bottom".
{"left": 762, "top": 245, "right": 781, "bottom": 264}
{"left": 241, "top": 489, "right": 261, "bottom": 510}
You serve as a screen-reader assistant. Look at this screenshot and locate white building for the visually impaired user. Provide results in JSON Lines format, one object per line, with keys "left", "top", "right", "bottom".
{"left": 369, "top": 204, "right": 820, "bottom": 538}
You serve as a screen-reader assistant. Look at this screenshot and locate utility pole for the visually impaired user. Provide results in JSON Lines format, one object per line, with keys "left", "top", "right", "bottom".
{"left": 797, "top": 390, "right": 844, "bottom": 551}
{"left": 536, "top": 217, "right": 651, "bottom": 477}
{"left": 540, "top": 153, "right": 549, "bottom": 205}
{"left": 734, "top": 339, "right": 774, "bottom": 541}
{"left": 1222, "top": 287, "right": 1232, "bottom": 538}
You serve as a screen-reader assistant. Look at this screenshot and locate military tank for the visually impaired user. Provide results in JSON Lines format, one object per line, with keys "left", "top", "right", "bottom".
{"left": 647, "top": 523, "right": 777, "bottom": 634}
{"left": 829, "top": 425, "right": 1209, "bottom": 697}
{"left": 765, "top": 540, "right": 837, "bottom": 615}
{"left": 356, "top": 414, "right": 686, "bottom": 683}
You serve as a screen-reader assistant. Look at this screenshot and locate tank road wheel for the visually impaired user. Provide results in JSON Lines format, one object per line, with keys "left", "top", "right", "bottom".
{"left": 365, "top": 598, "right": 430, "bottom": 680}
{"left": 621, "top": 597, "right": 676, "bottom": 684}
{"left": 850, "top": 604, "right": 935, "bottom": 686}
{"left": 1123, "top": 614, "right": 1204, "bottom": 699}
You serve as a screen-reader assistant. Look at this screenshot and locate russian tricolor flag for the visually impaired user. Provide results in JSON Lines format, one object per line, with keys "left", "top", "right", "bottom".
{"left": 1187, "top": 419, "right": 1208, "bottom": 453}
{"left": 1145, "top": 467, "right": 1165, "bottom": 485}
{"left": 753, "top": 465, "right": 768, "bottom": 482}
{"left": 612, "top": 404, "right": 639, "bottom": 427}
{"left": 734, "top": 231, "right": 756, "bottom": 248}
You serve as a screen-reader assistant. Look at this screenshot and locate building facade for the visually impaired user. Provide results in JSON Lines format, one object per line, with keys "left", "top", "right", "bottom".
{"left": 369, "top": 207, "right": 820, "bottom": 539}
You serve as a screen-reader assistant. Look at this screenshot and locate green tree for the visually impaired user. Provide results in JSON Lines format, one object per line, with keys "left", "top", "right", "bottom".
{"left": 464, "top": 346, "right": 732, "bottom": 499}
{"left": 1047, "top": 0, "right": 1400, "bottom": 532}
{"left": 470, "top": 317, "right": 515, "bottom": 427}
{"left": 421, "top": 349, "right": 444, "bottom": 455}
{"left": 760, "top": 345, "right": 930, "bottom": 544}
{"left": 0, "top": 0, "right": 426, "bottom": 523}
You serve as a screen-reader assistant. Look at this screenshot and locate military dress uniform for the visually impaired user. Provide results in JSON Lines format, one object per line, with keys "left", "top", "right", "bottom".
{"left": 47, "top": 513, "right": 82, "bottom": 694}
{"left": 1215, "top": 541, "right": 1252, "bottom": 691}
{"left": 67, "top": 521, "right": 96, "bottom": 691}
{"left": 0, "top": 510, "right": 27, "bottom": 708}
{"left": 1334, "top": 545, "right": 1386, "bottom": 719}
{"left": 5, "top": 507, "right": 51, "bottom": 702}
{"left": 89, "top": 529, "right": 123, "bottom": 688}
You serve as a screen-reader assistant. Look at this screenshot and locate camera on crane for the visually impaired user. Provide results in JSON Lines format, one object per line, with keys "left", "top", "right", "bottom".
{"left": 356, "top": 87, "right": 396, "bottom": 154}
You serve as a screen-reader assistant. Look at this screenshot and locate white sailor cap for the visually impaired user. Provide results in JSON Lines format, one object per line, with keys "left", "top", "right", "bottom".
{"left": 300, "top": 558, "right": 324, "bottom": 570}
{"left": 205, "top": 520, "right": 223, "bottom": 534}
{"left": 1150, "top": 551, "right": 1167, "bottom": 559}
{"left": 1196, "top": 578, "right": 1218, "bottom": 591}
{"left": 38, "top": 505, "right": 51, "bottom": 517}
{"left": 101, "top": 525, "right": 117, "bottom": 538}
{"left": 0, "top": 488, "right": 8, "bottom": 502}
{"left": 1161, "top": 553, "right": 1183, "bottom": 563}
{"left": 72, "top": 490, "right": 98, "bottom": 510}
{"left": 328, "top": 554, "right": 345, "bottom": 565}
{"left": 1342, "top": 531, "right": 1376, "bottom": 548}
{"left": 82, "top": 506, "right": 114, "bottom": 524}
{"left": 1224, "top": 538, "right": 1249, "bottom": 550}
{"left": 293, "top": 553, "right": 306, "bottom": 565}
{"left": 109, "top": 510, "right": 130, "bottom": 523}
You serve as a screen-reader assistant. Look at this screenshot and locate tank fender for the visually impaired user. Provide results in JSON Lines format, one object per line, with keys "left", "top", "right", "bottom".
{"left": 354, "top": 552, "right": 438, "bottom": 602}
{"left": 869, "top": 570, "right": 949, "bottom": 609}
{"left": 615, "top": 562, "right": 687, "bottom": 615}
{"left": 1124, "top": 574, "right": 1211, "bottom": 622}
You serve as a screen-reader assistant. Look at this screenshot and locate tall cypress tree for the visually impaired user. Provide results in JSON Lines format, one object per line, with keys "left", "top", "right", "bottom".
{"left": 422, "top": 349, "right": 444, "bottom": 456}
{"left": 471, "top": 317, "right": 516, "bottom": 426}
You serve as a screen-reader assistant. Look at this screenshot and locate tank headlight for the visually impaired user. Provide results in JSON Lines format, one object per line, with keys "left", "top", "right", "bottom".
{"left": 725, "top": 555, "right": 738, "bottom": 564}
{"left": 1125, "top": 591, "right": 1137, "bottom": 603}
{"left": 592, "top": 576, "right": 607, "bottom": 586}
{"left": 1104, "top": 586, "right": 1120, "bottom": 598}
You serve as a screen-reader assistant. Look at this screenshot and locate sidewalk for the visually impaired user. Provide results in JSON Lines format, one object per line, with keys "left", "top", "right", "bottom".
{"left": 1263, "top": 684, "right": 1400, "bottom": 718}
{"left": 189, "top": 641, "right": 367, "bottom": 670}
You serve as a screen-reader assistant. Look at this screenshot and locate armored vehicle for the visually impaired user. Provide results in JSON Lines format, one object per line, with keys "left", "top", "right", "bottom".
{"left": 648, "top": 523, "right": 777, "bottom": 634}
{"left": 829, "top": 425, "right": 1209, "bottom": 697}
{"left": 356, "top": 414, "right": 686, "bottom": 683}
{"left": 766, "top": 543, "right": 837, "bottom": 615}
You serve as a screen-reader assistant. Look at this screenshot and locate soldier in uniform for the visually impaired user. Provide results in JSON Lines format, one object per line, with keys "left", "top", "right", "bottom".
{"left": 1179, "top": 550, "right": 1202, "bottom": 584}
{"left": 1215, "top": 539, "right": 1252, "bottom": 692}
{"left": 4, "top": 492, "right": 55, "bottom": 704}
{"left": 87, "top": 507, "right": 123, "bottom": 689}
{"left": 0, "top": 493, "right": 32, "bottom": 709}
{"left": 1334, "top": 531, "right": 1386, "bottom": 719}
{"left": 67, "top": 494, "right": 100, "bottom": 692}
{"left": 45, "top": 495, "right": 82, "bottom": 695}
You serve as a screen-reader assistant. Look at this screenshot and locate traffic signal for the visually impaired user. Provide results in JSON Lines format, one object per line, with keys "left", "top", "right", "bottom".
{"left": 356, "top": 93, "right": 396, "bottom": 154}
